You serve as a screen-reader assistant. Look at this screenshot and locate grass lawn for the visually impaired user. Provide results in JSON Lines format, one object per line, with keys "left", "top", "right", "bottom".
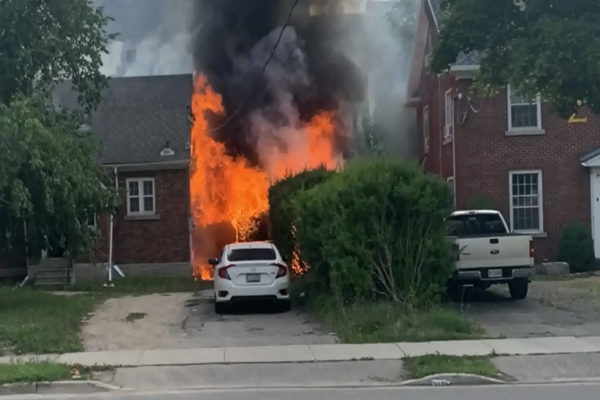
{"left": 70, "top": 276, "right": 212, "bottom": 294}
{"left": 0, "top": 362, "right": 73, "bottom": 385}
{"left": 0, "top": 289, "right": 102, "bottom": 356}
{"left": 0, "top": 362, "right": 109, "bottom": 385}
{"left": 308, "top": 297, "right": 483, "bottom": 343}
{"left": 403, "top": 355, "right": 498, "bottom": 379}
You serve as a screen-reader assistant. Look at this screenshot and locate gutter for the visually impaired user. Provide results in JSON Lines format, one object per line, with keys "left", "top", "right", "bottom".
{"left": 108, "top": 167, "right": 117, "bottom": 284}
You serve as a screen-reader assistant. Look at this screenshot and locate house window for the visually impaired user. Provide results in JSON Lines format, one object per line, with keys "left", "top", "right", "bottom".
{"left": 126, "top": 178, "right": 156, "bottom": 216}
{"left": 86, "top": 211, "right": 97, "bottom": 229}
{"left": 509, "top": 170, "right": 543, "bottom": 233}
{"left": 444, "top": 89, "right": 454, "bottom": 141}
{"left": 507, "top": 85, "right": 542, "bottom": 131}
{"left": 423, "top": 105, "right": 430, "bottom": 153}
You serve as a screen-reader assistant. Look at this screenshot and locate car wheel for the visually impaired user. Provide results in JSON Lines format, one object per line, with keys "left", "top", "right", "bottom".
{"left": 278, "top": 300, "right": 291, "bottom": 313}
{"left": 214, "top": 301, "right": 228, "bottom": 315}
{"left": 509, "top": 278, "right": 529, "bottom": 300}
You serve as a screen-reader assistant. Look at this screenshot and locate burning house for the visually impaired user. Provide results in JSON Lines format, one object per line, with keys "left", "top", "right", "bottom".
{"left": 27, "top": 0, "right": 412, "bottom": 284}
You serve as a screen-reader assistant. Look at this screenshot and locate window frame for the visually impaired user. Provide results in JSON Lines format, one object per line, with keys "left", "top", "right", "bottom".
{"left": 87, "top": 212, "right": 97, "bottom": 229}
{"left": 126, "top": 178, "right": 156, "bottom": 216}
{"left": 423, "top": 105, "right": 430, "bottom": 154}
{"left": 444, "top": 88, "right": 454, "bottom": 142}
{"left": 508, "top": 170, "right": 544, "bottom": 234}
{"left": 507, "top": 84, "right": 542, "bottom": 132}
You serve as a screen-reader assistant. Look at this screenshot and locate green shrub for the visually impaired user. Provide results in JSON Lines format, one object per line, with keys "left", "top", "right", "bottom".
{"left": 292, "top": 158, "right": 454, "bottom": 305}
{"left": 558, "top": 221, "right": 595, "bottom": 272}
{"left": 466, "top": 195, "right": 496, "bottom": 210}
{"left": 268, "top": 166, "right": 334, "bottom": 272}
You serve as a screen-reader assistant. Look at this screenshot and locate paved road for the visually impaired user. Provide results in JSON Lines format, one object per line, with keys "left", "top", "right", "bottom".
{"left": 181, "top": 291, "right": 337, "bottom": 347}
{"left": 460, "top": 284, "right": 600, "bottom": 338}
{"left": 10, "top": 383, "right": 600, "bottom": 400}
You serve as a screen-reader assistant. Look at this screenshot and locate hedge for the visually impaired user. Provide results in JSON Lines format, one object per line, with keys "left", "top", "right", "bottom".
{"left": 558, "top": 221, "right": 595, "bottom": 272}
{"left": 268, "top": 166, "right": 335, "bottom": 273}
{"left": 288, "top": 158, "right": 454, "bottom": 305}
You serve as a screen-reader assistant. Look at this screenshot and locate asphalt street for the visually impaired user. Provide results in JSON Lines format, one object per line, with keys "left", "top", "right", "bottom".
{"left": 7, "top": 383, "right": 600, "bottom": 400}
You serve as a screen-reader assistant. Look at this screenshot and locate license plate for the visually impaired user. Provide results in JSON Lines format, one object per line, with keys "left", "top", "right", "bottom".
{"left": 246, "top": 274, "right": 261, "bottom": 283}
{"left": 488, "top": 269, "right": 502, "bottom": 278}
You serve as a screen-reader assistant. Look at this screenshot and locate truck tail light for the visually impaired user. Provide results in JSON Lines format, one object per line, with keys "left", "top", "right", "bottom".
{"left": 529, "top": 240, "right": 535, "bottom": 258}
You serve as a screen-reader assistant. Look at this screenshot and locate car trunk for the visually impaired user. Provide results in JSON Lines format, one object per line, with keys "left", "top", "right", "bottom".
{"left": 228, "top": 261, "right": 281, "bottom": 286}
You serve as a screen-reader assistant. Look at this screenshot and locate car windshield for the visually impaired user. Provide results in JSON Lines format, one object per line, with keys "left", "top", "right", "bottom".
{"left": 228, "top": 248, "right": 277, "bottom": 262}
{"left": 447, "top": 213, "right": 507, "bottom": 236}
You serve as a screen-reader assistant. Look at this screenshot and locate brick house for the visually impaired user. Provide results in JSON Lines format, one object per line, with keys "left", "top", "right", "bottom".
{"left": 407, "top": 0, "right": 600, "bottom": 262}
{"left": 47, "top": 74, "right": 193, "bottom": 281}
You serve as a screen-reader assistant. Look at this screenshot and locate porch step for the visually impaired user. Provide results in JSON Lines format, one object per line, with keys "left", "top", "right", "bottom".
{"left": 33, "top": 257, "right": 73, "bottom": 287}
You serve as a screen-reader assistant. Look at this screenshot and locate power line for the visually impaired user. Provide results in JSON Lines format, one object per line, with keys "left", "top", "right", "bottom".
{"left": 208, "top": 0, "right": 301, "bottom": 132}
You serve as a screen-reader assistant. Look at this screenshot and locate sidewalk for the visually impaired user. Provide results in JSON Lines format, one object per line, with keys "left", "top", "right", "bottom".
{"left": 3, "top": 336, "right": 600, "bottom": 367}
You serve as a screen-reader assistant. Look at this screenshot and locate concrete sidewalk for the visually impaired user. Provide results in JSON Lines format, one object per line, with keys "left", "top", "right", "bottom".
{"left": 3, "top": 336, "right": 600, "bottom": 367}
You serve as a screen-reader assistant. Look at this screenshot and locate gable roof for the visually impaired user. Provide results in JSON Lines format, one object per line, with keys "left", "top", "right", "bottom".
{"left": 52, "top": 74, "right": 193, "bottom": 166}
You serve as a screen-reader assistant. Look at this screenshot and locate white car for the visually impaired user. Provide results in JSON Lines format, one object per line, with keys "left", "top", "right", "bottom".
{"left": 210, "top": 241, "right": 291, "bottom": 314}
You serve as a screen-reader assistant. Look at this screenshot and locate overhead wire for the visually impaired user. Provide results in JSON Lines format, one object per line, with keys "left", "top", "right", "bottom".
{"left": 206, "top": 0, "right": 301, "bottom": 132}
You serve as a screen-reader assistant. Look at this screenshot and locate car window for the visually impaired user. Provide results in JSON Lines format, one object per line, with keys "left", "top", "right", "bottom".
{"left": 447, "top": 214, "right": 507, "bottom": 236}
{"left": 228, "top": 248, "right": 277, "bottom": 261}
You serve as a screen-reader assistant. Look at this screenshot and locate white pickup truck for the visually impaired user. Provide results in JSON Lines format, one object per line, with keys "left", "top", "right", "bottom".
{"left": 446, "top": 210, "right": 535, "bottom": 300}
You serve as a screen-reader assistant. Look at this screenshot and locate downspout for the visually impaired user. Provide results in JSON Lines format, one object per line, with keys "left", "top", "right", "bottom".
{"left": 437, "top": 73, "right": 443, "bottom": 178}
{"left": 452, "top": 104, "right": 457, "bottom": 206}
{"left": 108, "top": 167, "right": 117, "bottom": 283}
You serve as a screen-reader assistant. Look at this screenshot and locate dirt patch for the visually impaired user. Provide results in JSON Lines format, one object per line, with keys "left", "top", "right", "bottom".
{"left": 82, "top": 293, "right": 194, "bottom": 351}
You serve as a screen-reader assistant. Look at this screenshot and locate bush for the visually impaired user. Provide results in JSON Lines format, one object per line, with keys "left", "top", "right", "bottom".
{"left": 268, "top": 167, "right": 334, "bottom": 273}
{"left": 291, "top": 158, "right": 454, "bottom": 305}
{"left": 558, "top": 221, "right": 595, "bottom": 272}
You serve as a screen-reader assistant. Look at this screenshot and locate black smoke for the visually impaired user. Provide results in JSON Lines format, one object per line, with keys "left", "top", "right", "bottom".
{"left": 191, "top": 0, "right": 368, "bottom": 164}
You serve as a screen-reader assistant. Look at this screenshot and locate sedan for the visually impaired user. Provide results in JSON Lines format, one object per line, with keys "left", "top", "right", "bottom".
{"left": 210, "top": 241, "right": 291, "bottom": 314}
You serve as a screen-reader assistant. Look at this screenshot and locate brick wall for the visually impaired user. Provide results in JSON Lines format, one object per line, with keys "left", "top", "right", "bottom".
{"left": 81, "top": 168, "right": 190, "bottom": 267}
{"left": 448, "top": 83, "right": 600, "bottom": 261}
{"left": 416, "top": 13, "right": 455, "bottom": 179}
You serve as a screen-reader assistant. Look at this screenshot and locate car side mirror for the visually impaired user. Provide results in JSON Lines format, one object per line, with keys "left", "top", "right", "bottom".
{"left": 208, "top": 258, "right": 219, "bottom": 266}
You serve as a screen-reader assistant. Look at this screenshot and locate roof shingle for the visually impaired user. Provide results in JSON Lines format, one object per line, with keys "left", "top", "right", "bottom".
{"left": 52, "top": 74, "right": 193, "bottom": 165}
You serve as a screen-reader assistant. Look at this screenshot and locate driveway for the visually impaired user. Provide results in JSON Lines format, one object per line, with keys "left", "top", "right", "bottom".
{"left": 461, "top": 279, "right": 600, "bottom": 338}
{"left": 83, "top": 290, "right": 336, "bottom": 351}
{"left": 182, "top": 290, "right": 337, "bottom": 348}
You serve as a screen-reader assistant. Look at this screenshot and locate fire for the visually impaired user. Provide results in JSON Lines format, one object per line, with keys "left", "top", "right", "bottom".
{"left": 190, "top": 73, "right": 341, "bottom": 280}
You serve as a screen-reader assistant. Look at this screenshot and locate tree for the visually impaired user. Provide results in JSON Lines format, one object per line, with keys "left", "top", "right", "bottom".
{"left": 431, "top": 0, "right": 600, "bottom": 118}
{"left": 0, "top": 0, "right": 117, "bottom": 111}
{"left": 0, "top": 0, "right": 119, "bottom": 261}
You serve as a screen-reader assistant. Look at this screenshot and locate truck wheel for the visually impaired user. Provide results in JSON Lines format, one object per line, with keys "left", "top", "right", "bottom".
{"left": 509, "top": 279, "right": 529, "bottom": 300}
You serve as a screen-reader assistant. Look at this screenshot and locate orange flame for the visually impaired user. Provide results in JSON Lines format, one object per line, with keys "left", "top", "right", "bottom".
{"left": 190, "top": 74, "right": 342, "bottom": 280}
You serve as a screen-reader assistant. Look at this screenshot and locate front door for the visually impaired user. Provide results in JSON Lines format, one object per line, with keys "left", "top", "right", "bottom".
{"left": 591, "top": 169, "right": 600, "bottom": 257}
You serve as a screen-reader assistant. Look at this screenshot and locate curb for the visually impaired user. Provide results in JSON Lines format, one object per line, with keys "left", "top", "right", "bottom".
{"left": 401, "top": 373, "right": 507, "bottom": 386}
{"left": 0, "top": 380, "right": 123, "bottom": 396}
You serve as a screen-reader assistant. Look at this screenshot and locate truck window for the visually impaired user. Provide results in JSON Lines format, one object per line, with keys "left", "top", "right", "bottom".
{"left": 446, "top": 213, "right": 507, "bottom": 236}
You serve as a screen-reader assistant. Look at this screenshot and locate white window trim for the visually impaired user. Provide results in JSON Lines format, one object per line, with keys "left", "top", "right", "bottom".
{"left": 423, "top": 105, "right": 430, "bottom": 154}
{"left": 506, "top": 84, "right": 545, "bottom": 136}
{"left": 443, "top": 88, "right": 454, "bottom": 144}
{"left": 126, "top": 178, "right": 156, "bottom": 216}
{"left": 508, "top": 170, "right": 544, "bottom": 234}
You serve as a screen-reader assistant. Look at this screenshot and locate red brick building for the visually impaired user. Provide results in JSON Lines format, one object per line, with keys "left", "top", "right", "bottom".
{"left": 50, "top": 74, "right": 193, "bottom": 280}
{"left": 407, "top": 0, "right": 600, "bottom": 262}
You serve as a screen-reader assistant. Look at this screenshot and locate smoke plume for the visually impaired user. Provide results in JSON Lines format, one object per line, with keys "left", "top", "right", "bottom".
{"left": 95, "top": 0, "right": 418, "bottom": 160}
